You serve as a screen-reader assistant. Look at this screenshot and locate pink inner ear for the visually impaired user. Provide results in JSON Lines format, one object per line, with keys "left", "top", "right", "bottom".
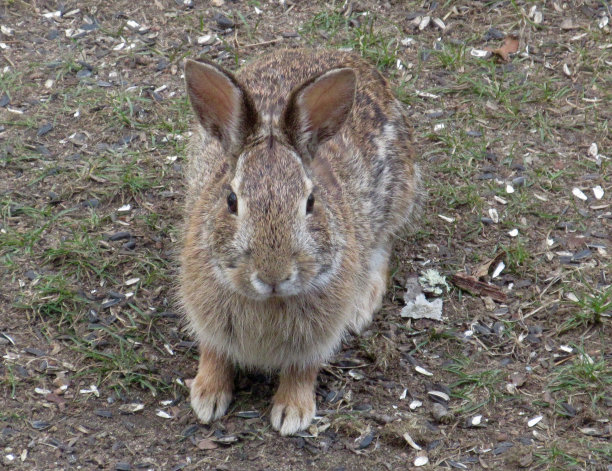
{"left": 186, "top": 61, "right": 239, "bottom": 130}
{"left": 299, "top": 69, "right": 355, "bottom": 133}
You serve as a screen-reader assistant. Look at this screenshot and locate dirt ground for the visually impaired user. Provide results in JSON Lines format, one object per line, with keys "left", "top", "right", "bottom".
{"left": 1, "top": 1, "right": 610, "bottom": 470}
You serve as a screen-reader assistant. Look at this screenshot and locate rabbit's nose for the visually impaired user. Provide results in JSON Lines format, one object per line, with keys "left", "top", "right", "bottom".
{"left": 251, "top": 267, "right": 296, "bottom": 295}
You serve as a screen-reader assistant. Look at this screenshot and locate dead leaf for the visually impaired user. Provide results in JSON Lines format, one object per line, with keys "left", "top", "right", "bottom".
{"left": 44, "top": 393, "right": 66, "bottom": 410}
{"left": 473, "top": 251, "right": 506, "bottom": 279}
{"left": 485, "top": 34, "right": 519, "bottom": 62}
{"left": 196, "top": 438, "right": 219, "bottom": 450}
{"left": 560, "top": 18, "right": 577, "bottom": 30}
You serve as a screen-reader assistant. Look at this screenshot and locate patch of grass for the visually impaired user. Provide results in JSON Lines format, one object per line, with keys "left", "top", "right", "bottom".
{"left": 502, "top": 238, "right": 530, "bottom": 274}
{"left": 14, "top": 273, "right": 86, "bottom": 330}
{"left": 548, "top": 345, "right": 612, "bottom": 407}
{"left": 342, "top": 16, "right": 400, "bottom": 69}
{"left": 445, "top": 356, "right": 506, "bottom": 414}
{"left": 559, "top": 284, "right": 611, "bottom": 333}
{"left": 301, "top": 7, "right": 353, "bottom": 42}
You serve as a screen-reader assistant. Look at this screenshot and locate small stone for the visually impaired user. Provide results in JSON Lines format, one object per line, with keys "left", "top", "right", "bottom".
{"left": 82, "top": 199, "right": 99, "bottom": 208}
{"left": 483, "top": 28, "right": 505, "bottom": 41}
{"left": 37, "top": 123, "right": 53, "bottom": 137}
{"left": 213, "top": 13, "right": 234, "bottom": 28}
{"left": 108, "top": 231, "right": 131, "bottom": 241}
{"left": 431, "top": 403, "right": 450, "bottom": 423}
{"left": 0, "top": 93, "right": 9, "bottom": 107}
{"left": 358, "top": 432, "right": 375, "bottom": 449}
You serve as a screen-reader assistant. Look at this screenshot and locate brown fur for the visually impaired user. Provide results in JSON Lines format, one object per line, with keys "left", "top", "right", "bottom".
{"left": 181, "top": 49, "right": 421, "bottom": 435}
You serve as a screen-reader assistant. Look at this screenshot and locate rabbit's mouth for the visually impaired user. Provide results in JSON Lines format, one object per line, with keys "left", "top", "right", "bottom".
{"left": 248, "top": 269, "right": 302, "bottom": 299}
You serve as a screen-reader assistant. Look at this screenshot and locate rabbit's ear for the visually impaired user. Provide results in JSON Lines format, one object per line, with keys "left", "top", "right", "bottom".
{"left": 282, "top": 68, "right": 356, "bottom": 160}
{"left": 185, "top": 59, "right": 258, "bottom": 155}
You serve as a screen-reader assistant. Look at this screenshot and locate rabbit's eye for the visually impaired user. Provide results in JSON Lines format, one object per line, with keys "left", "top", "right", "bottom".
{"left": 306, "top": 193, "right": 315, "bottom": 214}
{"left": 227, "top": 191, "right": 238, "bottom": 214}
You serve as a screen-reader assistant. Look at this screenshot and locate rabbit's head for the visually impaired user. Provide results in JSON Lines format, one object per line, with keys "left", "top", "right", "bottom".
{"left": 185, "top": 59, "right": 356, "bottom": 300}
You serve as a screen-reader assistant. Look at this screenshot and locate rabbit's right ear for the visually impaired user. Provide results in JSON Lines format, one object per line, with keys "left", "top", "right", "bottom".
{"left": 185, "top": 59, "right": 258, "bottom": 155}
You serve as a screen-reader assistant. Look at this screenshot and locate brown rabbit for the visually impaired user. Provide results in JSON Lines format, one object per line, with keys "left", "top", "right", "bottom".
{"left": 180, "top": 48, "right": 420, "bottom": 435}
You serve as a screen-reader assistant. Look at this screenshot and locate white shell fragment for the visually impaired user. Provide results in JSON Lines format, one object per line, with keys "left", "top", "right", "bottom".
{"left": 160, "top": 399, "right": 174, "bottom": 406}
{"left": 119, "top": 403, "right": 145, "bottom": 414}
{"left": 35, "top": 387, "right": 52, "bottom": 395}
{"left": 506, "top": 184, "right": 515, "bottom": 194}
{"left": 415, "top": 366, "right": 433, "bottom": 376}
{"left": 494, "top": 195, "right": 508, "bottom": 205}
{"left": 559, "top": 345, "right": 574, "bottom": 353}
{"left": 438, "top": 214, "right": 455, "bottom": 223}
{"left": 348, "top": 369, "right": 365, "bottom": 380}
{"left": 414, "top": 455, "right": 429, "bottom": 467}
{"left": 492, "top": 261, "right": 505, "bottom": 279}
{"left": 599, "top": 15, "right": 609, "bottom": 29}
{"left": 488, "top": 208, "right": 499, "bottom": 223}
{"left": 588, "top": 142, "right": 598, "bottom": 158}
{"left": 563, "top": 63, "right": 572, "bottom": 76}
{"left": 117, "top": 204, "right": 131, "bottom": 212}
{"left": 419, "top": 16, "right": 431, "bottom": 30}
{"left": 409, "top": 399, "right": 423, "bottom": 410}
{"left": 79, "top": 385, "right": 99, "bottom": 396}
{"left": 403, "top": 432, "right": 422, "bottom": 450}
{"left": 433, "top": 18, "right": 446, "bottom": 29}
{"left": 433, "top": 123, "right": 445, "bottom": 132}
{"left": 470, "top": 48, "right": 490, "bottom": 58}
{"left": 428, "top": 390, "right": 450, "bottom": 402}
{"left": 566, "top": 292, "right": 579, "bottom": 303}
{"left": 416, "top": 90, "right": 440, "bottom": 99}
{"left": 528, "top": 415, "right": 543, "bottom": 427}
{"left": 399, "top": 388, "right": 407, "bottom": 400}
{"left": 470, "top": 415, "right": 483, "bottom": 426}
{"left": 197, "top": 34, "right": 215, "bottom": 45}
{"left": 125, "top": 277, "right": 140, "bottom": 286}
{"left": 155, "top": 409, "right": 173, "bottom": 419}
{"left": 533, "top": 10, "right": 543, "bottom": 24}
{"left": 593, "top": 186, "right": 604, "bottom": 200}
{"left": 508, "top": 228, "right": 519, "bottom": 237}
{"left": 572, "top": 188, "right": 588, "bottom": 201}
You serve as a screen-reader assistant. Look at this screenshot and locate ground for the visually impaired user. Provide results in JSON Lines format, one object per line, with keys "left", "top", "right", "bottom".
{"left": 0, "top": 1, "right": 611, "bottom": 470}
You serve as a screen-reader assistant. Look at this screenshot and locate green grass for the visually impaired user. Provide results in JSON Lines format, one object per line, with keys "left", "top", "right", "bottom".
{"left": 559, "top": 285, "right": 612, "bottom": 333}
{"left": 548, "top": 345, "right": 612, "bottom": 407}
{"left": 445, "top": 356, "right": 506, "bottom": 414}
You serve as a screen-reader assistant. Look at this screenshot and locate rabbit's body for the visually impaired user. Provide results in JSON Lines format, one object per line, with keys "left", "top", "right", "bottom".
{"left": 181, "top": 49, "right": 419, "bottom": 435}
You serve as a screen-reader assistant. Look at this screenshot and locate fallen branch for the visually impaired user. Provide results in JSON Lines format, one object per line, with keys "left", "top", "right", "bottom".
{"left": 451, "top": 273, "right": 507, "bottom": 303}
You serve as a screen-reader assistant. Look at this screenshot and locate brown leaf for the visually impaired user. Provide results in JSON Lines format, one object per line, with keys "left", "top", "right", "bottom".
{"left": 44, "top": 393, "right": 66, "bottom": 410}
{"left": 485, "top": 34, "right": 519, "bottom": 62}
{"left": 196, "top": 438, "right": 219, "bottom": 450}
{"left": 473, "top": 251, "right": 506, "bottom": 279}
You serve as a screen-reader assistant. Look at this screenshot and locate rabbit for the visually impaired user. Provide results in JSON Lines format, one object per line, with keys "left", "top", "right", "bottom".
{"left": 180, "top": 48, "right": 420, "bottom": 435}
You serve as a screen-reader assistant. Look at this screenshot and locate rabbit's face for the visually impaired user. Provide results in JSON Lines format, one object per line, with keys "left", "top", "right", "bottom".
{"left": 185, "top": 59, "right": 357, "bottom": 300}
{"left": 210, "top": 138, "right": 338, "bottom": 300}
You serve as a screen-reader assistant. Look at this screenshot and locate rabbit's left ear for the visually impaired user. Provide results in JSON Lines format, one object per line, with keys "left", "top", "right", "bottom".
{"left": 281, "top": 68, "right": 356, "bottom": 160}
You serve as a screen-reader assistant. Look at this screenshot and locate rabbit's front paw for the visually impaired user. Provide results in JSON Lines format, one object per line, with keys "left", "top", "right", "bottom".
{"left": 270, "top": 396, "right": 315, "bottom": 436}
{"left": 270, "top": 365, "right": 318, "bottom": 435}
{"left": 190, "top": 374, "right": 232, "bottom": 423}
{"left": 189, "top": 347, "right": 233, "bottom": 423}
